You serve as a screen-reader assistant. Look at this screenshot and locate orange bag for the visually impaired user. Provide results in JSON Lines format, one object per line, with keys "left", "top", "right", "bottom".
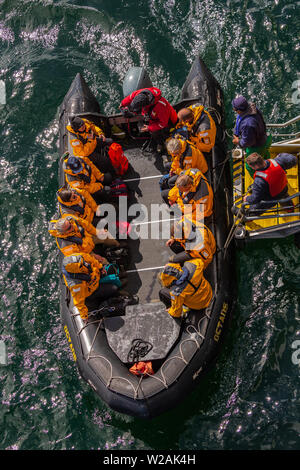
{"left": 129, "top": 361, "right": 154, "bottom": 376}
{"left": 108, "top": 143, "right": 129, "bottom": 176}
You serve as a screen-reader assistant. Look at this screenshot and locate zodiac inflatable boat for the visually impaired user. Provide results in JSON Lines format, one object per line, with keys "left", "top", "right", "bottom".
{"left": 56, "top": 56, "right": 235, "bottom": 418}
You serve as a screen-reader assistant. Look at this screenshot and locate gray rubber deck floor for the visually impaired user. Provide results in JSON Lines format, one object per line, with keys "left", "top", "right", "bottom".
{"left": 122, "top": 146, "right": 176, "bottom": 303}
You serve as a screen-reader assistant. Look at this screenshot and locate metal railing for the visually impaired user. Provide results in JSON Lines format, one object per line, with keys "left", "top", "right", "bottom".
{"left": 239, "top": 192, "right": 300, "bottom": 222}
{"left": 266, "top": 114, "right": 300, "bottom": 144}
{"left": 266, "top": 114, "right": 300, "bottom": 129}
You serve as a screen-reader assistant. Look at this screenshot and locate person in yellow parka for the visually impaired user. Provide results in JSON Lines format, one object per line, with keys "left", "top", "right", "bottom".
{"left": 62, "top": 253, "right": 119, "bottom": 321}
{"left": 60, "top": 213, "right": 119, "bottom": 248}
{"left": 159, "top": 259, "right": 212, "bottom": 318}
{"left": 67, "top": 116, "right": 105, "bottom": 158}
{"left": 57, "top": 186, "right": 99, "bottom": 225}
{"left": 166, "top": 137, "right": 208, "bottom": 176}
{"left": 48, "top": 214, "right": 119, "bottom": 258}
{"left": 163, "top": 168, "right": 213, "bottom": 220}
{"left": 166, "top": 215, "right": 216, "bottom": 268}
{"left": 62, "top": 154, "right": 105, "bottom": 197}
{"left": 175, "top": 105, "right": 216, "bottom": 153}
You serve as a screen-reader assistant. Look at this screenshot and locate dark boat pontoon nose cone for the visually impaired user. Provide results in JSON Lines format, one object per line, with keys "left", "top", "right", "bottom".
{"left": 180, "top": 56, "right": 223, "bottom": 112}
{"left": 60, "top": 73, "right": 101, "bottom": 116}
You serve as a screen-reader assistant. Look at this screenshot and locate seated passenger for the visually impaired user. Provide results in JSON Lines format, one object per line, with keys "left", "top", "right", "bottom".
{"left": 175, "top": 105, "right": 216, "bottom": 153}
{"left": 120, "top": 87, "right": 178, "bottom": 151}
{"left": 166, "top": 216, "right": 216, "bottom": 268}
{"left": 165, "top": 137, "right": 208, "bottom": 177}
{"left": 243, "top": 152, "right": 297, "bottom": 212}
{"left": 62, "top": 253, "right": 126, "bottom": 321}
{"left": 48, "top": 215, "right": 119, "bottom": 257}
{"left": 62, "top": 155, "right": 110, "bottom": 201}
{"left": 57, "top": 187, "right": 99, "bottom": 224}
{"left": 162, "top": 168, "right": 213, "bottom": 219}
{"left": 67, "top": 116, "right": 106, "bottom": 159}
{"left": 158, "top": 259, "right": 212, "bottom": 318}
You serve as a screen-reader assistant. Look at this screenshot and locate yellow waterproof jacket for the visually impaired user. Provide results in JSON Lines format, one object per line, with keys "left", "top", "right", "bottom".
{"left": 63, "top": 154, "right": 104, "bottom": 194}
{"left": 57, "top": 187, "right": 98, "bottom": 224}
{"left": 170, "top": 139, "right": 208, "bottom": 175}
{"left": 168, "top": 168, "right": 213, "bottom": 219}
{"left": 48, "top": 215, "right": 95, "bottom": 256}
{"left": 176, "top": 105, "right": 216, "bottom": 153}
{"left": 66, "top": 118, "right": 104, "bottom": 157}
{"left": 62, "top": 253, "right": 103, "bottom": 320}
{"left": 173, "top": 216, "right": 216, "bottom": 269}
{"left": 160, "top": 259, "right": 212, "bottom": 318}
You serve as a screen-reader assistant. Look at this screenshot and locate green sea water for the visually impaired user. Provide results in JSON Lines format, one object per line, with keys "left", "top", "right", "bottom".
{"left": 0, "top": 0, "right": 299, "bottom": 451}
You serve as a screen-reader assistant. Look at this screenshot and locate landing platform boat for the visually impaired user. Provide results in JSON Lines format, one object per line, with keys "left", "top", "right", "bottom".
{"left": 56, "top": 57, "right": 235, "bottom": 419}
{"left": 232, "top": 116, "right": 300, "bottom": 246}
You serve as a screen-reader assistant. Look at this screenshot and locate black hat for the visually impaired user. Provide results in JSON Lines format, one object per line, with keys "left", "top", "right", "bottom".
{"left": 130, "top": 91, "right": 153, "bottom": 113}
{"left": 67, "top": 156, "right": 83, "bottom": 174}
{"left": 70, "top": 116, "right": 85, "bottom": 131}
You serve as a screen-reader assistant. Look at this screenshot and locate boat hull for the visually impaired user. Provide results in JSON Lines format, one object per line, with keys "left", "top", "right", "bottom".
{"left": 56, "top": 57, "right": 235, "bottom": 418}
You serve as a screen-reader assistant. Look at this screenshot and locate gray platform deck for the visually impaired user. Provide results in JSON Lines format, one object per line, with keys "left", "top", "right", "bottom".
{"left": 123, "top": 147, "right": 175, "bottom": 303}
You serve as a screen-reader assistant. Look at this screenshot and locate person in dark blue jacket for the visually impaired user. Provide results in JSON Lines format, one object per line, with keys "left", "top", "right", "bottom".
{"left": 232, "top": 96, "right": 272, "bottom": 176}
{"left": 243, "top": 152, "right": 297, "bottom": 212}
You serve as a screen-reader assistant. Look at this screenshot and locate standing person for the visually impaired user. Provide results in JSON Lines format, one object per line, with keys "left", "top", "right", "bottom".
{"left": 243, "top": 152, "right": 297, "bottom": 212}
{"left": 232, "top": 95, "right": 272, "bottom": 176}
{"left": 120, "top": 87, "right": 177, "bottom": 152}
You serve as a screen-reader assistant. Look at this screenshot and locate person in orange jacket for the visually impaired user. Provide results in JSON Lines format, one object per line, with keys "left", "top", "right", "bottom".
{"left": 161, "top": 137, "right": 208, "bottom": 192}
{"left": 162, "top": 168, "right": 214, "bottom": 220}
{"left": 175, "top": 105, "right": 216, "bottom": 153}
{"left": 48, "top": 214, "right": 119, "bottom": 258}
{"left": 62, "top": 253, "right": 134, "bottom": 321}
{"left": 159, "top": 259, "right": 212, "bottom": 318}
{"left": 166, "top": 215, "right": 216, "bottom": 268}
{"left": 67, "top": 116, "right": 106, "bottom": 158}
{"left": 62, "top": 154, "right": 112, "bottom": 202}
{"left": 57, "top": 186, "right": 99, "bottom": 224}
{"left": 166, "top": 137, "right": 208, "bottom": 175}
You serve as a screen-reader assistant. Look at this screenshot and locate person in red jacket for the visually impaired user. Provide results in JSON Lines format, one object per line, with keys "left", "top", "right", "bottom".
{"left": 120, "top": 87, "right": 178, "bottom": 151}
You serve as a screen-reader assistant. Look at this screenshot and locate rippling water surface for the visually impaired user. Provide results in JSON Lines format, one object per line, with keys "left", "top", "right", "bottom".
{"left": 0, "top": 0, "right": 299, "bottom": 451}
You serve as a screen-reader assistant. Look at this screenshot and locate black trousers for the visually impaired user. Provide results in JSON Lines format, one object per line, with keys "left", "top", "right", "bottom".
{"left": 88, "top": 139, "right": 114, "bottom": 168}
{"left": 248, "top": 186, "right": 289, "bottom": 214}
{"left": 85, "top": 283, "right": 119, "bottom": 310}
{"left": 169, "top": 242, "right": 193, "bottom": 264}
{"left": 151, "top": 119, "right": 177, "bottom": 145}
{"left": 91, "top": 181, "right": 113, "bottom": 204}
{"left": 161, "top": 188, "right": 171, "bottom": 205}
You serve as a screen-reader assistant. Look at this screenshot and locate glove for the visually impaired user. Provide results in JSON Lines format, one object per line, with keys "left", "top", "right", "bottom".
{"left": 120, "top": 107, "right": 135, "bottom": 118}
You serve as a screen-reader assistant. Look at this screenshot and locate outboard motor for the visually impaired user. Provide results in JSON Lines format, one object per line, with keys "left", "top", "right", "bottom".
{"left": 122, "top": 67, "right": 153, "bottom": 98}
